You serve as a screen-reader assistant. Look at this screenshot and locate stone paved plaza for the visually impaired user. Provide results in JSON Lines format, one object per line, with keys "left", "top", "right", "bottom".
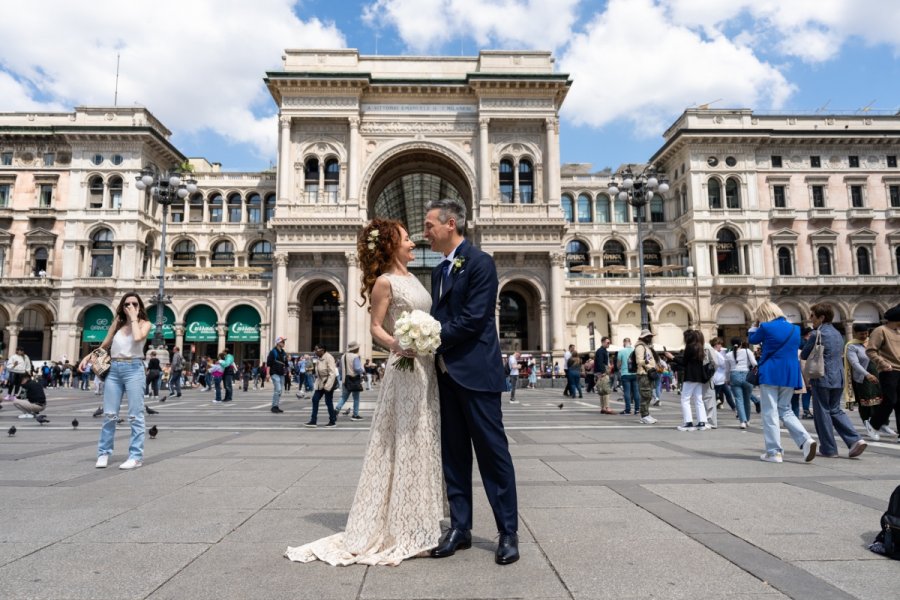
{"left": 0, "top": 383, "right": 897, "bottom": 599}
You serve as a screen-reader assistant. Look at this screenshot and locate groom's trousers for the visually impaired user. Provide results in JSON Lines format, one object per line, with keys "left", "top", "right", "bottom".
{"left": 437, "top": 370, "right": 518, "bottom": 535}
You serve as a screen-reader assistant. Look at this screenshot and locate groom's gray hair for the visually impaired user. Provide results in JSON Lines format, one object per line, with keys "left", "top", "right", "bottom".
{"left": 425, "top": 198, "right": 466, "bottom": 235}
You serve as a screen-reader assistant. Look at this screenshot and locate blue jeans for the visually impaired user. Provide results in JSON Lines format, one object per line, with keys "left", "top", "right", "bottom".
{"left": 223, "top": 371, "right": 234, "bottom": 401}
{"left": 759, "top": 384, "right": 811, "bottom": 456}
{"left": 567, "top": 372, "right": 582, "bottom": 397}
{"left": 213, "top": 377, "right": 222, "bottom": 401}
{"left": 98, "top": 359, "right": 146, "bottom": 460}
{"left": 335, "top": 386, "right": 360, "bottom": 416}
{"left": 811, "top": 384, "right": 861, "bottom": 455}
{"left": 309, "top": 388, "right": 335, "bottom": 424}
{"left": 621, "top": 374, "right": 639, "bottom": 413}
{"left": 715, "top": 383, "right": 735, "bottom": 410}
{"left": 731, "top": 371, "right": 754, "bottom": 424}
{"left": 270, "top": 374, "right": 284, "bottom": 407}
{"left": 305, "top": 373, "right": 314, "bottom": 391}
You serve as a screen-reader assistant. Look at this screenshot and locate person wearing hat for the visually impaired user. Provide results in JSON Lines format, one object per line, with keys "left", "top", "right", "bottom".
{"left": 335, "top": 341, "right": 365, "bottom": 420}
{"left": 633, "top": 329, "right": 662, "bottom": 424}
{"left": 266, "top": 336, "right": 289, "bottom": 413}
{"left": 866, "top": 303, "right": 900, "bottom": 440}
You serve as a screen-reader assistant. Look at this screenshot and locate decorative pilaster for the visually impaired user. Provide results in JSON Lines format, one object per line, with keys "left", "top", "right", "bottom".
{"left": 348, "top": 116, "right": 360, "bottom": 206}
{"left": 217, "top": 323, "right": 228, "bottom": 354}
{"left": 545, "top": 117, "right": 560, "bottom": 204}
{"left": 278, "top": 115, "right": 292, "bottom": 205}
{"left": 549, "top": 252, "right": 566, "bottom": 357}
{"left": 479, "top": 118, "right": 490, "bottom": 203}
{"left": 273, "top": 253, "right": 289, "bottom": 342}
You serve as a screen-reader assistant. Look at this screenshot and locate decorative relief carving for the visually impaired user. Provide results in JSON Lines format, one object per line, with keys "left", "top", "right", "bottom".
{"left": 359, "top": 121, "right": 478, "bottom": 135}
{"left": 550, "top": 252, "right": 566, "bottom": 267}
{"left": 480, "top": 98, "right": 554, "bottom": 109}
{"left": 283, "top": 96, "right": 358, "bottom": 108}
{"left": 274, "top": 253, "right": 289, "bottom": 267}
{"left": 348, "top": 116, "right": 360, "bottom": 128}
{"left": 279, "top": 116, "right": 291, "bottom": 128}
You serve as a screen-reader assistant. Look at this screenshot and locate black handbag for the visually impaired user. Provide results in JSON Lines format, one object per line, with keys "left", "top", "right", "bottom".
{"left": 344, "top": 375, "right": 364, "bottom": 392}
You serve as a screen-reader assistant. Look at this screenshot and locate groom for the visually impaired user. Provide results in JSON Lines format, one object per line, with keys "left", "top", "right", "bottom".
{"left": 424, "top": 198, "right": 519, "bottom": 565}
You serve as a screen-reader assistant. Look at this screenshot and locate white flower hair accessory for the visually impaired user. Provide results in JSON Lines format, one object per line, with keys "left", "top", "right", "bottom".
{"left": 366, "top": 228, "right": 380, "bottom": 251}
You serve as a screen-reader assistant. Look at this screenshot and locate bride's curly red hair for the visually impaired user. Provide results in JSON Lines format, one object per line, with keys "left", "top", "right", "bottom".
{"left": 358, "top": 218, "right": 404, "bottom": 308}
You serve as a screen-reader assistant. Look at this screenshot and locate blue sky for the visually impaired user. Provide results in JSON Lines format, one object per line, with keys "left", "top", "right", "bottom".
{"left": 2, "top": 1, "right": 899, "bottom": 174}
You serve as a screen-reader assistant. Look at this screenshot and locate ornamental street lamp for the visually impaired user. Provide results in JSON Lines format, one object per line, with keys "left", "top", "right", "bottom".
{"left": 608, "top": 166, "right": 669, "bottom": 332}
{"left": 135, "top": 167, "right": 197, "bottom": 349}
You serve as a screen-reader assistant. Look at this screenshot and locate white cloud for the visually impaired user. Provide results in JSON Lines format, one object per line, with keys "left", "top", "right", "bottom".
{"left": 363, "top": 0, "right": 580, "bottom": 53}
{"left": 559, "top": 0, "right": 794, "bottom": 135}
{"left": 0, "top": 0, "right": 346, "bottom": 161}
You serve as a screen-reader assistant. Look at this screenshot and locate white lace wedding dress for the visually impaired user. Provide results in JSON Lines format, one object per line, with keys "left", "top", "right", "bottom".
{"left": 285, "top": 273, "right": 444, "bottom": 566}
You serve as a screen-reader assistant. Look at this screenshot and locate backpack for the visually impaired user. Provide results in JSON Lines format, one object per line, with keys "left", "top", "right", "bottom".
{"left": 627, "top": 348, "right": 637, "bottom": 374}
{"left": 870, "top": 484, "right": 900, "bottom": 559}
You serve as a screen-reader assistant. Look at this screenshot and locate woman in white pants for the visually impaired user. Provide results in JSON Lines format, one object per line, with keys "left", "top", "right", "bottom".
{"left": 670, "top": 330, "right": 710, "bottom": 431}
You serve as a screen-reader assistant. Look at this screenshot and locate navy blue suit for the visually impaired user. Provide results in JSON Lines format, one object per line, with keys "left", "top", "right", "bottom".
{"left": 431, "top": 238, "right": 518, "bottom": 535}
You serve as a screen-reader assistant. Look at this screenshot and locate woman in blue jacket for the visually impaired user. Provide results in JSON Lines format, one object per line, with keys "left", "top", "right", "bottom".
{"left": 748, "top": 301, "right": 817, "bottom": 463}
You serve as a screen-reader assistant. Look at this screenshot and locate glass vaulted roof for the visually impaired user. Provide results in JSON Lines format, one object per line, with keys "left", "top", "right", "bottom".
{"left": 374, "top": 173, "right": 463, "bottom": 244}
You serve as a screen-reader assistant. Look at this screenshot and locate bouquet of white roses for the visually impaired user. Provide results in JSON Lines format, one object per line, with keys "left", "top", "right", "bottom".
{"left": 393, "top": 309, "right": 442, "bottom": 372}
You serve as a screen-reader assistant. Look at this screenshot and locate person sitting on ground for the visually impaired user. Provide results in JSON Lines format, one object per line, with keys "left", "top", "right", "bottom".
{"left": 13, "top": 372, "right": 49, "bottom": 424}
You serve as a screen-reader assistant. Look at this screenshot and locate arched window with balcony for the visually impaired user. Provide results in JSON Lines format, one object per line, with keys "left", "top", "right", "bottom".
{"left": 594, "top": 194, "right": 610, "bottom": 223}
{"left": 561, "top": 194, "right": 574, "bottom": 222}
{"left": 614, "top": 195, "right": 628, "bottom": 223}
{"left": 108, "top": 176, "right": 123, "bottom": 209}
{"left": 33, "top": 246, "right": 49, "bottom": 275}
{"left": 209, "top": 194, "right": 223, "bottom": 223}
{"left": 856, "top": 247, "right": 872, "bottom": 275}
{"left": 680, "top": 184, "right": 688, "bottom": 214}
{"left": 519, "top": 159, "right": 534, "bottom": 203}
{"left": 211, "top": 240, "right": 235, "bottom": 266}
{"left": 264, "top": 194, "right": 276, "bottom": 222}
{"left": 88, "top": 176, "right": 104, "bottom": 209}
{"left": 189, "top": 193, "right": 203, "bottom": 222}
{"left": 602, "top": 240, "right": 626, "bottom": 277}
{"left": 173, "top": 239, "right": 196, "bottom": 266}
{"left": 817, "top": 247, "right": 833, "bottom": 275}
{"left": 566, "top": 239, "right": 590, "bottom": 274}
{"left": 716, "top": 228, "right": 740, "bottom": 274}
{"left": 324, "top": 159, "right": 339, "bottom": 203}
{"left": 247, "top": 193, "right": 262, "bottom": 224}
{"left": 90, "top": 229, "right": 114, "bottom": 277}
{"left": 577, "top": 193, "right": 592, "bottom": 223}
{"left": 708, "top": 178, "right": 722, "bottom": 209}
{"left": 227, "top": 193, "right": 242, "bottom": 222}
{"left": 499, "top": 159, "right": 514, "bottom": 203}
{"left": 248, "top": 240, "right": 273, "bottom": 266}
{"left": 725, "top": 177, "right": 740, "bottom": 209}
{"left": 650, "top": 193, "right": 664, "bottom": 222}
{"left": 777, "top": 247, "right": 793, "bottom": 275}
{"left": 643, "top": 239, "right": 662, "bottom": 276}
{"left": 304, "top": 158, "right": 319, "bottom": 202}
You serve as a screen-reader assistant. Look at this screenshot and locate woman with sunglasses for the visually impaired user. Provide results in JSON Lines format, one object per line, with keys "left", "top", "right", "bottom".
{"left": 79, "top": 292, "right": 151, "bottom": 470}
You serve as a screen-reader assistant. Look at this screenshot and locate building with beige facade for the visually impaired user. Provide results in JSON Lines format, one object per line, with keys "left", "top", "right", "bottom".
{"left": 1, "top": 49, "right": 898, "bottom": 366}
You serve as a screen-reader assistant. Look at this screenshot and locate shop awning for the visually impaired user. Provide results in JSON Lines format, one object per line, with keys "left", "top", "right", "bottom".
{"left": 82, "top": 304, "right": 113, "bottom": 342}
{"left": 227, "top": 305, "right": 260, "bottom": 342}
{"left": 184, "top": 305, "right": 218, "bottom": 342}
{"left": 147, "top": 305, "right": 176, "bottom": 340}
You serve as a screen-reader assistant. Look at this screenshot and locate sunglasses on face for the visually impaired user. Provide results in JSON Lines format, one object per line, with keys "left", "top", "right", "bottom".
{"left": 124, "top": 302, "right": 139, "bottom": 307}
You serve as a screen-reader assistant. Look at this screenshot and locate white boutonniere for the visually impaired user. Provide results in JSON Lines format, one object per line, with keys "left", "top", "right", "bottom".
{"left": 451, "top": 256, "right": 466, "bottom": 274}
{"left": 366, "top": 229, "right": 380, "bottom": 251}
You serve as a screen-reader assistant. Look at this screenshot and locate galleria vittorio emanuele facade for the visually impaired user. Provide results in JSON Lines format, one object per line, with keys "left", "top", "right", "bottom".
{"left": 1, "top": 49, "right": 898, "bottom": 365}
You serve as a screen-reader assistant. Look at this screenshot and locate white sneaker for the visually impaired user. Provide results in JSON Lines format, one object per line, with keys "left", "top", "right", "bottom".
{"left": 864, "top": 420, "right": 880, "bottom": 442}
{"left": 677, "top": 422, "right": 696, "bottom": 431}
{"left": 801, "top": 438, "right": 817, "bottom": 463}
{"left": 18, "top": 413, "right": 34, "bottom": 419}
{"left": 95, "top": 455, "right": 108, "bottom": 468}
{"left": 509, "top": 400, "right": 519, "bottom": 404}
{"left": 878, "top": 424, "right": 897, "bottom": 436}
{"left": 640, "top": 415, "right": 657, "bottom": 424}
{"left": 760, "top": 452, "right": 783, "bottom": 463}
{"left": 740, "top": 422, "right": 748, "bottom": 429}
{"left": 119, "top": 458, "right": 142, "bottom": 470}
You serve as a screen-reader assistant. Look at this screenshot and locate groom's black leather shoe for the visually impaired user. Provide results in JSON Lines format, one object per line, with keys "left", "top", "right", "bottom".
{"left": 495, "top": 533, "right": 519, "bottom": 565}
{"left": 430, "top": 528, "right": 472, "bottom": 558}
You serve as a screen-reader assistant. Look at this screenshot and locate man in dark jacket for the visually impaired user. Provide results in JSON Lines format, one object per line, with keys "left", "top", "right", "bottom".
{"left": 13, "top": 372, "right": 49, "bottom": 424}
{"left": 267, "top": 336, "right": 289, "bottom": 413}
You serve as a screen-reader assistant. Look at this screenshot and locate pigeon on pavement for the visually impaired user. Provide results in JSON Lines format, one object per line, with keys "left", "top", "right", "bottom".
{"left": 72, "top": 418, "right": 79, "bottom": 430}
{"left": 7, "top": 425, "right": 16, "bottom": 436}
{"left": 148, "top": 425, "right": 158, "bottom": 439}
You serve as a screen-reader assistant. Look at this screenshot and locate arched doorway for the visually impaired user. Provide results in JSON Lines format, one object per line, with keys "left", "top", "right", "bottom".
{"left": 574, "top": 303, "right": 611, "bottom": 352}
{"left": 18, "top": 306, "right": 52, "bottom": 359}
{"left": 298, "top": 282, "right": 342, "bottom": 353}
{"left": 365, "top": 148, "right": 474, "bottom": 292}
{"left": 498, "top": 281, "right": 542, "bottom": 352}
{"left": 716, "top": 302, "right": 750, "bottom": 342}
{"left": 655, "top": 303, "right": 691, "bottom": 350}
{"left": 80, "top": 304, "right": 113, "bottom": 356}
{"left": 225, "top": 304, "right": 262, "bottom": 364}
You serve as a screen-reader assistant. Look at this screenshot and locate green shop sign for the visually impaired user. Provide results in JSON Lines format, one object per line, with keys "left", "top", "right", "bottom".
{"left": 147, "top": 305, "right": 176, "bottom": 340}
{"left": 184, "top": 305, "right": 218, "bottom": 342}
{"left": 82, "top": 305, "right": 113, "bottom": 342}
{"left": 227, "top": 305, "right": 261, "bottom": 342}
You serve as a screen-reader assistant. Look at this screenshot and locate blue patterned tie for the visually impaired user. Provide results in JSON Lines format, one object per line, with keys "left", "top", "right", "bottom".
{"left": 442, "top": 260, "right": 452, "bottom": 295}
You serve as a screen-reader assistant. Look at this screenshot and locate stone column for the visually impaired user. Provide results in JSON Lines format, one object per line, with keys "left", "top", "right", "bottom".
{"left": 513, "top": 158, "right": 520, "bottom": 203}
{"left": 287, "top": 303, "right": 300, "bottom": 354}
{"left": 348, "top": 116, "right": 360, "bottom": 206}
{"left": 549, "top": 252, "right": 566, "bottom": 358}
{"left": 545, "top": 118, "right": 560, "bottom": 204}
{"left": 217, "top": 323, "right": 227, "bottom": 354}
{"left": 42, "top": 325, "right": 52, "bottom": 358}
{"left": 272, "top": 253, "right": 289, "bottom": 339}
{"left": 540, "top": 301, "right": 549, "bottom": 354}
{"left": 278, "top": 115, "right": 292, "bottom": 205}
{"left": 174, "top": 324, "right": 185, "bottom": 354}
{"left": 479, "top": 118, "right": 490, "bottom": 203}
{"left": 345, "top": 253, "right": 361, "bottom": 345}
{"left": 6, "top": 324, "right": 20, "bottom": 356}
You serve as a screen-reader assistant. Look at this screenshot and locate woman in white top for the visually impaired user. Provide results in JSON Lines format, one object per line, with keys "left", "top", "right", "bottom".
{"left": 79, "top": 292, "right": 151, "bottom": 470}
{"left": 725, "top": 338, "right": 758, "bottom": 428}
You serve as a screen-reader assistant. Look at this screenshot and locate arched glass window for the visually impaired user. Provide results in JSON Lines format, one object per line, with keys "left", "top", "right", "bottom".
{"left": 725, "top": 177, "right": 740, "bottom": 209}
{"left": 566, "top": 239, "right": 590, "bottom": 273}
{"left": 108, "top": 176, "right": 123, "bottom": 209}
{"left": 594, "top": 194, "right": 610, "bottom": 223}
{"left": 708, "top": 179, "right": 722, "bottom": 209}
{"left": 264, "top": 194, "right": 276, "bottom": 222}
{"left": 650, "top": 194, "right": 664, "bottom": 222}
{"left": 324, "top": 159, "right": 339, "bottom": 203}
{"left": 88, "top": 176, "right": 104, "bottom": 209}
{"left": 642, "top": 240, "right": 662, "bottom": 276}
{"left": 519, "top": 160, "right": 534, "bottom": 204}
{"left": 248, "top": 240, "right": 273, "bottom": 266}
{"left": 817, "top": 247, "right": 832, "bottom": 275}
{"left": 304, "top": 158, "right": 319, "bottom": 202}
{"left": 561, "top": 195, "right": 574, "bottom": 222}
{"left": 577, "top": 193, "right": 592, "bottom": 223}
{"left": 189, "top": 193, "right": 203, "bottom": 222}
{"left": 499, "top": 159, "right": 514, "bottom": 203}
{"left": 90, "top": 229, "right": 114, "bottom": 277}
{"left": 211, "top": 240, "right": 234, "bottom": 266}
{"left": 777, "top": 247, "right": 793, "bottom": 275}
{"left": 856, "top": 247, "right": 872, "bottom": 275}
{"left": 680, "top": 184, "right": 688, "bottom": 214}
{"left": 602, "top": 240, "right": 626, "bottom": 278}
{"left": 716, "top": 229, "right": 740, "bottom": 275}
{"left": 173, "top": 240, "right": 196, "bottom": 266}
{"left": 247, "top": 194, "right": 262, "bottom": 224}
{"left": 614, "top": 196, "right": 628, "bottom": 223}
{"left": 33, "top": 246, "right": 49, "bottom": 275}
{"left": 499, "top": 291, "right": 528, "bottom": 350}
{"left": 227, "top": 193, "right": 242, "bottom": 222}
{"left": 208, "top": 194, "right": 223, "bottom": 223}
{"left": 311, "top": 290, "right": 341, "bottom": 351}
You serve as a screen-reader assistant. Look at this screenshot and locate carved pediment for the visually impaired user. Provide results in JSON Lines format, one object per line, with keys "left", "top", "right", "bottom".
{"left": 769, "top": 228, "right": 799, "bottom": 243}
{"left": 24, "top": 227, "right": 58, "bottom": 245}
{"left": 808, "top": 227, "right": 839, "bottom": 241}
{"left": 847, "top": 227, "right": 878, "bottom": 242}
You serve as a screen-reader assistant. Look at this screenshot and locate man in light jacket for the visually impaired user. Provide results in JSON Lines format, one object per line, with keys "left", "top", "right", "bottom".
{"left": 335, "top": 341, "right": 365, "bottom": 420}
{"left": 305, "top": 343, "right": 337, "bottom": 428}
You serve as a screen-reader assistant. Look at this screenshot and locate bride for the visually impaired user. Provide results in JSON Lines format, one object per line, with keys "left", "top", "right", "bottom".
{"left": 285, "top": 218, "right": 444, "bottom": 566}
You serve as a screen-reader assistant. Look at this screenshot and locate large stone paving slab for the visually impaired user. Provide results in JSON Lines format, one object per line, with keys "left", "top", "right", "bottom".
{"left": 794, "top": 559, "right": 899, "bottom": 600}
{"left": 821, "top": 479, "right": 900, "bottom": 503}
{"left": 70, "top": 507, "right": 255, "bottom": 543}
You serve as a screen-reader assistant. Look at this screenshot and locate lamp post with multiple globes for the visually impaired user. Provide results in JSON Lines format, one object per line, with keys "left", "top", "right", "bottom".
{"left": 135, "top": 167, "right": 198, "bottom": 351}
{"left": 607, "top": 166, "right": 669, "bottom": 332}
